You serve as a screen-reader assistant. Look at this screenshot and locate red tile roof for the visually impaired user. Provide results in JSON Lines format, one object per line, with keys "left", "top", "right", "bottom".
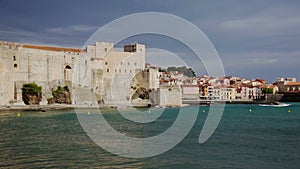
{"left": 285, "top": 82, "right": 300, "bottom": 86}
{"left": 23, "top": 44, "right": 86, "bottom": 53}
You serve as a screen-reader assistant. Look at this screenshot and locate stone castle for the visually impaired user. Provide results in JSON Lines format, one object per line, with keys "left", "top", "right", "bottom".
{"left": 0, "top": 41, "right": 160, "bottom": 106}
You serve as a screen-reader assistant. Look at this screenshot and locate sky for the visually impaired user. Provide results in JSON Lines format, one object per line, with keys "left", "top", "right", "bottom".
{"left": 0, "top": 0, "right": 299, "bottom": 82}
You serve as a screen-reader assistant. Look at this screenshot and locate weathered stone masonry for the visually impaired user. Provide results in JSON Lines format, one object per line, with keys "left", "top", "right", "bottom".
{"left": 0, "top": 41, "right": 156, "bottom": 106}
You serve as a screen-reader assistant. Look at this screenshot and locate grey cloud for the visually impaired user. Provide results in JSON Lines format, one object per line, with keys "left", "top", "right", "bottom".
{"left": 219, "top": 16, "right": 300, "bottom": 36}
{"left": 46, "top": 25, "right": 99, "bottom": 35}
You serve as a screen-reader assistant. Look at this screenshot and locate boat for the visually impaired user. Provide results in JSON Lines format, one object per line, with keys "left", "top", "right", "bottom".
{"left": 259, "top": 102, "right": 291, "bottom": 107}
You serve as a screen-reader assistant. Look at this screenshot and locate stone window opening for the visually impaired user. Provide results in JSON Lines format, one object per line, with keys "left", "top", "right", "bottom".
{"left": 13, "top": 56, "right": 16, "bottom": 61}
{"left": 14, "top": 64, "right": 17, "bottom": 68}
{"left": 105, "top": 62, "right": 108, "bottom": 65}
{"left": 105, "top": 48, "right": 107, "bottom": 52}
{"left": 107, "top": 68, "right": 109, "bottom": 73}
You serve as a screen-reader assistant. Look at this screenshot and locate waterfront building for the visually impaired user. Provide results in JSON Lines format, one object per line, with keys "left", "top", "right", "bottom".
{"left": 0, "top": 41, "right": 83, "bottom": 106}
{"left": 276, "top": 77, "right": 297, "bottom": 93}
{"left": 0, "top": 41, "right": 158, "bottom": 106}
{"left": 220, "top": 86, "right": 236, "bottom": 101}
{"left": 199, "top": 84, "right": 209, "bottom": 100}
{"left": 285, "top": 82, "right": 300, "bottom": 93}
{"left": 181, "top": 85, "right": 199, "bottom": 100}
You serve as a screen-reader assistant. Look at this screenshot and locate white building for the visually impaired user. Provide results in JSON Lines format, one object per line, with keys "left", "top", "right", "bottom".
{"left": 220, "top": 87, "right": 236, "bottom": 101}
{"left": 181, "top": 85, "right": 199, "bottom": 99}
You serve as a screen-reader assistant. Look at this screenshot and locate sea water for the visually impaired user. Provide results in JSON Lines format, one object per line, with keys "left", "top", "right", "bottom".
{"left": 0, "top": 104, "right": 299, "bottom": 168}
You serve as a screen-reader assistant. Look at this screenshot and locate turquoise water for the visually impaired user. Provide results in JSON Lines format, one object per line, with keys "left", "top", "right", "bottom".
{"left": 0, "top": 104, "right": 299, "bottom": 168}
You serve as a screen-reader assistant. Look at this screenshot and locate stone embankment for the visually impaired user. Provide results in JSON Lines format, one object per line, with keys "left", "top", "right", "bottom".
{"left": 265, "top": 93, "right": 300, "bottom": 102}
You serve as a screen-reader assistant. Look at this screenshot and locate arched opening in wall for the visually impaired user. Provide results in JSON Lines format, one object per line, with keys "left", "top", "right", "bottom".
{"left": 65, "top": 65, "right": 72, "bottom": 69}
{"left": 14, "top": 64, "right": 17, "bottom": 68}
{"left": 64, "top": 65, "right": 72, "bottom": 81}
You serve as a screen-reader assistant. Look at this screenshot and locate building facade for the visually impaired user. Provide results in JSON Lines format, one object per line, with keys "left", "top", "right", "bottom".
{"left": 0, "top": 41, "right": 150, "bottom": 106}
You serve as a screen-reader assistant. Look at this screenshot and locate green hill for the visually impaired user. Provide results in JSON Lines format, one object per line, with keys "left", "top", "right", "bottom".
{"left": 166, "top": 66, "right": 196, "bottom": 77}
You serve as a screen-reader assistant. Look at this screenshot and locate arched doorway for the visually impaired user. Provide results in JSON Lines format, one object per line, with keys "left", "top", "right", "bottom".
{"left": 64, "top": 65, "right": 72, "bottom": 81}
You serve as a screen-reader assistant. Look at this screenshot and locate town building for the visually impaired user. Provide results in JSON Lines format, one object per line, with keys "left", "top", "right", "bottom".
{"left": 150, "top": 85, "right": 182, "bottom": 107}
{"left": 276, "top": 77, "right": 297, "bottom": 93}
{"left": 181, "top": 85, "right": 199, "bottom": 100}
{"left": 285, "top": 82, "right": 300, "bottom": 93}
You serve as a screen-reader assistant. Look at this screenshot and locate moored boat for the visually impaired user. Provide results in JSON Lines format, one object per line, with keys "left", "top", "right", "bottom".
{"left": 259, "top": 102, "right": 290, "bottom": 107}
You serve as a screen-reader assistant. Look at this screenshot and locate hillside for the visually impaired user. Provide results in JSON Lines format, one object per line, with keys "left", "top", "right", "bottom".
{"left": 166, "top": 66, "right": 196, "bottom": 77}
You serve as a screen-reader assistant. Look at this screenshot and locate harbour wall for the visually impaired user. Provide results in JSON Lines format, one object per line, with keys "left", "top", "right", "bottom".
{"left": 266, "top": 93, "right": 300, "bottom": 102}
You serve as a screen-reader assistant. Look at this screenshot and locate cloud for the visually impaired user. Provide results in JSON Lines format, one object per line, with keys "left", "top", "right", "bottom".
{"left": 222, "top": 50, "right": 300, "bottom": 69}
{"left": 220, "top": 16, "right": 300, "bottom": 36}
{"left": 218, "top": 4, "right": 300, "bottom": 37}
{"left": 0, "top": 29, "right": 40, "bottom": 38}
{"left": 0, "top": 26, "right": 87, "bottom": 47}
{"left": 46, "top": 25, "right": 99, "bottom": 35}
{"left": 253, "top": 58, "right": 278, "bottom": 65}
{"left": 221, "top": 50, "right": 300, "bottom": 82}
{"left": 145, "top": 48, "right": 186, "bottom": 67}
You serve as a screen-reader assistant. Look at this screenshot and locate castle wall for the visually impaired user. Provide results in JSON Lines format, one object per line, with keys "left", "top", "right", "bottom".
{"left": 0, "top": 41, "right": 147, "bottom": 106}
{"left": 157, "top": 85, "right": 182, "bottom": 107}
{"left": 0, "top": 41, "right": 82, "bottom": 105}
{"left": 100, "top": 45, "right": 146, "bottom": 104}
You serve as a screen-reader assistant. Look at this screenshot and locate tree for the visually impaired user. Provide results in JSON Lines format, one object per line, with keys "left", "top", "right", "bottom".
{"left": 21, "top": 83, "right": 42, "bottom": 105}
{"left": 48, "top": 85, "right": 71, "bottom": 104}
{"left": 263, "top": 88, "right": 273, "bottom": 94}
{"left": 166, "top": 66, "right": 196, "bottom": 77}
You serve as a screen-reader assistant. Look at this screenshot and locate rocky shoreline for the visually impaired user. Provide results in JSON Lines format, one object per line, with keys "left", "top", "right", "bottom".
{"left": 0, "top": 100, "right": 292, "bottom": 112}
{"left": 0, "top": 102, "right": 160, "bottom": 111}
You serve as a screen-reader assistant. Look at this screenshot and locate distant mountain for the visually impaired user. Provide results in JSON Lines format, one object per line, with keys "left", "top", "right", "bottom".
{"left": 166, "top": 66, "right": 196, "bottom": 77}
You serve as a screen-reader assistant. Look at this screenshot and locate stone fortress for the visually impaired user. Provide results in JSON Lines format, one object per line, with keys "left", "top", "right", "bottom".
{"left": 0, "top": 41, "right": 162, "bottom": 107}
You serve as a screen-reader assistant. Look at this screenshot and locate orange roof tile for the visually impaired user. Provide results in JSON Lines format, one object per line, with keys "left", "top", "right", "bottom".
{"left": 23, "top": 44, "right": 86, "bottom": 53}
{"left": 285, "top": 82, "right": 300, "bottom": 86}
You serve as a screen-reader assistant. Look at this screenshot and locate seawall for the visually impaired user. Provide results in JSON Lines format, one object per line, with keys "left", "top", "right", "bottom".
{"left": 266, "top": 93, "right": 300, "bottom": 102}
